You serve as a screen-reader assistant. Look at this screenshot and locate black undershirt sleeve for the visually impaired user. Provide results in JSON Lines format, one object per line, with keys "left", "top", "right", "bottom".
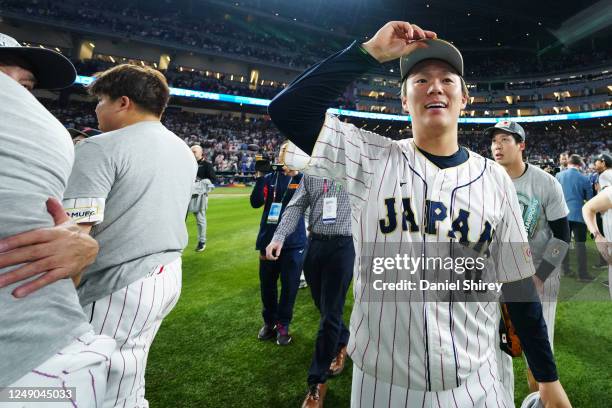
{"left": 501, "top": 278, "right": 558, "bottom": 382}
{"left": 268, "top": 42, "right": 380, "bottom": 154}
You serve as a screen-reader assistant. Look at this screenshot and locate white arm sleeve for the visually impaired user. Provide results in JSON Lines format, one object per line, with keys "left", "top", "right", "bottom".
{"left": 283, "top": 113, "right": 393, "bottom": 208}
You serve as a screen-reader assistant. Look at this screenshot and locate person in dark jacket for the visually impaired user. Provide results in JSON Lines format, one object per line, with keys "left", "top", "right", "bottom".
{"left": 556, "top": 154, "right": 594, "bottom": 280}
{"left": 250, "top": 147, "right": 306, "bottom": 346}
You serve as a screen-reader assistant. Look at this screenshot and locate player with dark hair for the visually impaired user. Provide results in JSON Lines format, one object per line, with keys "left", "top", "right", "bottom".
{"left": 61, "top": 63, "right": 197, "bottom": 407}
{"left": 269, "top": 21, "right": 571, "bottom": 407}
{"left": 487, "top": 120, "right": 570, "bottom": 396}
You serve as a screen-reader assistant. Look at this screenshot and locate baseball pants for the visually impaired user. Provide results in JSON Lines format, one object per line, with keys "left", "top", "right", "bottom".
{"left": 195, "top": 196, "right": 208, "bottom": 244}
{"left": 1, "top": 331, "right": 116, "bottom": 408}
{"left": 351, "top": 358, "right": 513, "bottom": 408}
{"left": 82, "top": 257, "right": 182, "bottom": 408}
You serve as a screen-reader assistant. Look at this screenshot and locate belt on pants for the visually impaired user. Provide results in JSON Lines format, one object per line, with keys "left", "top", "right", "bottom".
{"left": 309, "top": 232, "right": 351, "bottom": 241}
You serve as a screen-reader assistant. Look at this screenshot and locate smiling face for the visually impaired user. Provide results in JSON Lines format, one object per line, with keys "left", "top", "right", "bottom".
{"left": 490, "top": 130, "right": 524, "bottom": 166}
{"left": 401, "top": 59, "right": 467, "bottom": 132}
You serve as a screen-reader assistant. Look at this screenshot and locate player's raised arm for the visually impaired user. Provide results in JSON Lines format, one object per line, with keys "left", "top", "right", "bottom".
{"left": 268, "top": 21, "right": 436, "bottom": 155}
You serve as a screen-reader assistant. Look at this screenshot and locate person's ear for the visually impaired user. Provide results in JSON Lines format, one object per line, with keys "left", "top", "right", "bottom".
{"left": 401, "top": 96, "right": 409, "bottom": 114}
{"left": 118, "top": 96, "right": 131, "bottom": 111}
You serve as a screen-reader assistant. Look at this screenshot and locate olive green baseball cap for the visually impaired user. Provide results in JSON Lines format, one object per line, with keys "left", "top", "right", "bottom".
{"left": 399, "top": 38, "right": 464, "bottom": 82}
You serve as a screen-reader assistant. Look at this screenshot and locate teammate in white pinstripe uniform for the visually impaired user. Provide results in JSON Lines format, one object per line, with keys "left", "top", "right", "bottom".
{"left": 269, "top": 21, "right": 571, "bottom": 408}
{"left": 487, "top": 120, "right": 570, "bottom": 398}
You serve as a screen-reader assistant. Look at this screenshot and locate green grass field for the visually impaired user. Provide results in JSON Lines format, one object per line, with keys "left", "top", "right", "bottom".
{"left": 146, "top": 187, "right": 612, "bottom": 407}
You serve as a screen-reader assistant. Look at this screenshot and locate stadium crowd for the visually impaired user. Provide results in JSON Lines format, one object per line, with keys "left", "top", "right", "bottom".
{"left": 46, "top": 99, "right": 610, "bottom": 178}
{"left": 3, "top": 0, "right": 611, "bottom": 77}
{"left": 46, "top": 100, "right": 281, "bottom": 175}
{"left": 0, "top": 0, "right": 332, "bottom": 67}
{"left": 74, "top": 59, "right": 286, "bottom": 100}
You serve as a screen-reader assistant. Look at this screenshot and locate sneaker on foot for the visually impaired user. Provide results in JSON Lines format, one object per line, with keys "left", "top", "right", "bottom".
{"left": 257, "top": 324, "right": 276, "bottom": 341}
{"left": 196, "top": 242, "right": 206, "bottom": 252}
{"left": 276, "top": 323, "right": 292, "bottom": 346}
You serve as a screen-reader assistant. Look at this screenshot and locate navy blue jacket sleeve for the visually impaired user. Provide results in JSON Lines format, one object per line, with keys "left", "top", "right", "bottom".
{"left": 250, "top": 176, "right": 267, "bottom": 209}
{"left": 268, "top": 42, "right": 380, "bottom": 155}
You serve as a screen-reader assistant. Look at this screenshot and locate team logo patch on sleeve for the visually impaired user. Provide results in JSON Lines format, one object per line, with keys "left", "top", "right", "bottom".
{"left": 522, "top": 245, "right": 532, "bottom": 262}
{"left": 63, "top": 197, "right": 106, "bottom": 224}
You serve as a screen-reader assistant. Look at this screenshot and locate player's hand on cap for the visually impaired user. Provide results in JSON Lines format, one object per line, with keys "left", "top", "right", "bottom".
{"left": 362, "top": 21, "right": 437, "bottom": 63}
{"left": 539, "top": 380, "right": 572, "bottom": 408}
{"left": 265, "top": 240, "right": 283, "bottom": 261}
{"left": 0, "top": 197, "right": 99, "bottom": 298}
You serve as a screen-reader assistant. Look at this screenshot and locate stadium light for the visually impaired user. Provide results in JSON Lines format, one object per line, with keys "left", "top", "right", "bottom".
{"left": 74, "top": 75, "right": 612, "bottom": 123}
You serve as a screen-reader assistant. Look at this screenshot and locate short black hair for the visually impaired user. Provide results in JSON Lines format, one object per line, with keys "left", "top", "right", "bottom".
{"left": 88, "top": 64, "right": 169, "bottom": 116}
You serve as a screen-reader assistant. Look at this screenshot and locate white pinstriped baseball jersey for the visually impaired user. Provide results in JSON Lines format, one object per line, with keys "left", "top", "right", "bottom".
{"left": 284, "top": 113, "right": 535, "bottom": 395}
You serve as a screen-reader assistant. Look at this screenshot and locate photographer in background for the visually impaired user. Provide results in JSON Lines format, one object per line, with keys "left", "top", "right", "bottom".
{"left": 250, "top": 143, "right": 306, "bottom": 346}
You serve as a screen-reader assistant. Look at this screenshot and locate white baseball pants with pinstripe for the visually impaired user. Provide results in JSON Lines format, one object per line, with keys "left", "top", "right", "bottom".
{"left": 82, "top": 257, "right": 182, "bottom": 408}
{"left": 1, "top": 331, "right": 116, "bottom": 408}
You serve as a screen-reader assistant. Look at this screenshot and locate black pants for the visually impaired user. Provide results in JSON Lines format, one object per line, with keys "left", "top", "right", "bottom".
{"left": 563, "top": 221, "right": 588, "bottom": 278}
{"left": 304, "top": 235, "right": 354, "bottom": 385}
{"left": 259, "top": 247, "right": 304, "bottom": 328}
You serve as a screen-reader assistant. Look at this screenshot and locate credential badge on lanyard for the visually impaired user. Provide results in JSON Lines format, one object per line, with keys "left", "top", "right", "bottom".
{"left": 322, "top": 179, "right": 337, "bottom": 224}
{"left": 267, "top": 173, "right": 291, "bottom": 224}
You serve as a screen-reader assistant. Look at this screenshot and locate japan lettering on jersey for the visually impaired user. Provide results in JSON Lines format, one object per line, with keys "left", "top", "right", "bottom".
{"left": 284, "top": 113, "right": 534, "bottom": 392}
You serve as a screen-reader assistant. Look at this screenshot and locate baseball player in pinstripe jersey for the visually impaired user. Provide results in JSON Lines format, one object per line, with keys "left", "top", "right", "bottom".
{"left": 487, "top": 120, "right": 570, "bottom": 399}
{"left": 269, "top": 21, "right": 571, "bottom": 407}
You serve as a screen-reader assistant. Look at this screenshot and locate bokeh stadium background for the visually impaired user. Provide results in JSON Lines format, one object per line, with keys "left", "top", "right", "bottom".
{"left": 2, "top": 0, "right": 610, "bottom": 406}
